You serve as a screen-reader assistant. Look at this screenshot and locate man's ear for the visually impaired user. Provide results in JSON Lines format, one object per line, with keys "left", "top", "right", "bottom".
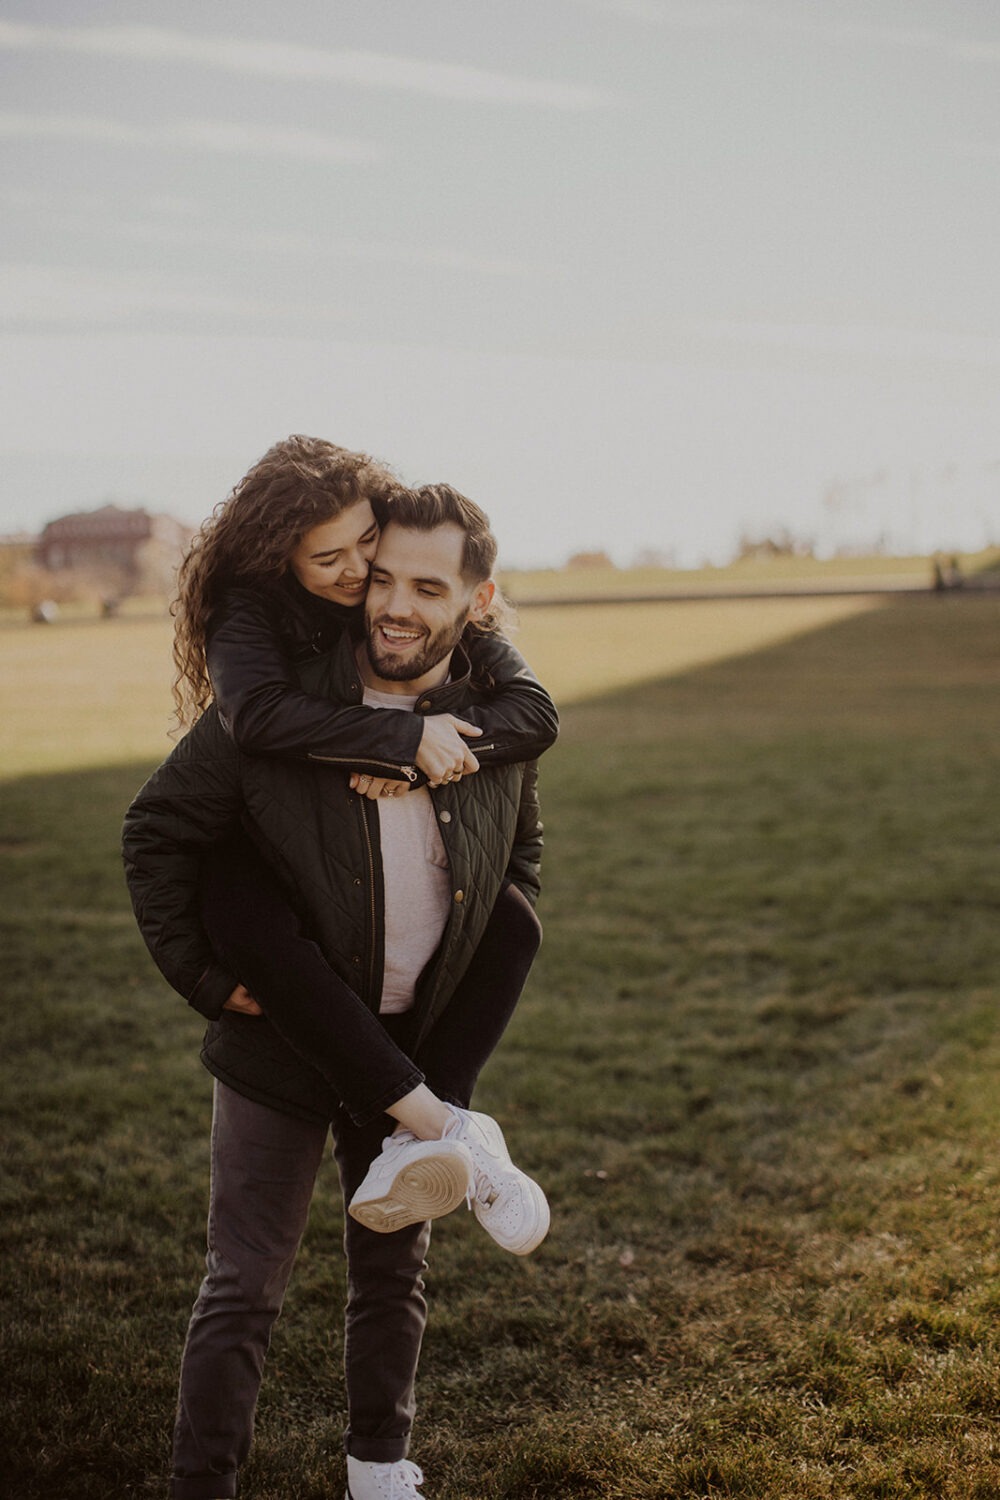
{"left": 466, "top": 578, "right": 495, "bottom": 623}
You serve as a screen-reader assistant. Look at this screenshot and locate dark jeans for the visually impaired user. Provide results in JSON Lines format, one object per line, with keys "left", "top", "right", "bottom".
{"left": 172, "top": 843, "right": 541, "bottom": 1498}
{"left": 171, "top": 1080, "right": 432, "bottom": 1500}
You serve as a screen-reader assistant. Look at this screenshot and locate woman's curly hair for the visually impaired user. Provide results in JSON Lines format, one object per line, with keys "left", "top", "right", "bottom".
{"left": 171, "top": 435, "right": 399, "bottom": 725}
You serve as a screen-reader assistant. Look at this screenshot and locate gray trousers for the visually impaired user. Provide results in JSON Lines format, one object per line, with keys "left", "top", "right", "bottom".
{"left": 171, "top": 1082, "right": 431, "bottom": 1500}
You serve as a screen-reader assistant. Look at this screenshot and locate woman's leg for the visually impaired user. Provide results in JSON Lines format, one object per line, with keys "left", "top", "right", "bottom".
{"left": 342, "top": 891, "right": 546, "bottom": 1246}
{"left": 407, "top": 885, "right": 548, "bottom": 1256}
{"left": 200, "top": 836, "right": 425, "bottom": 1128}
{"left": 414, "top": 882, "right": 542, "bottom": 1108}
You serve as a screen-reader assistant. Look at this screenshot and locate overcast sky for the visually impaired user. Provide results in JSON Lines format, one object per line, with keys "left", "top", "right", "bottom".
{"left": 2, "top": 0, "right": 999, "bottom": 567}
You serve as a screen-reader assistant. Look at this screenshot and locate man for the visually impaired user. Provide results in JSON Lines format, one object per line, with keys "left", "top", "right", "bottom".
{"left": 123, "top": 486, "right": 548, "bottom": 1500}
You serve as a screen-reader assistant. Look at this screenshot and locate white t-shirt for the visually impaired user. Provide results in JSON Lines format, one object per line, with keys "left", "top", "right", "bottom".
{"left": 363, "top": 685, "right": 451, "bottom": 1014}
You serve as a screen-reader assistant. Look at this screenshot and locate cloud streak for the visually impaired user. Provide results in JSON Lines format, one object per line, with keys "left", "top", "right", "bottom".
{"left": 0, "top": 111, "right": 380, "bottom": 163}
{"left": 564, "top": 0, "right": 757, "bottom": 25}
{"left": 0, "top": 184, "right": 558, "bottom": 280}
{"left": 559, "top": 0, "right": 997, "bottom": 60}
{"left": 0, "top": 21, "right": 611, "bottom": 111}
{"left": 115, "top": 220, "right": 556, "bottom": 279}
{"left": 0, "top": 263, "right": 350, "bottom": 327}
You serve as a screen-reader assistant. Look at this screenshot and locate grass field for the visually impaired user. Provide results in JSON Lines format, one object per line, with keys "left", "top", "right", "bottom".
{"left": 0, "top": 593, "right": 879, "bottom": 777}
{"left": 501, "top": 547, "right": 1000, "bottom": 604}
{"left": 2, "top": 593, "right": 1000, "bottom": 1498}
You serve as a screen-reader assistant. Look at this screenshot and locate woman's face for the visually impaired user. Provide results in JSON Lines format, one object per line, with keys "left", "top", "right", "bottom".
{"left": 289, "top": 500, "right": 380, "bottom": 605}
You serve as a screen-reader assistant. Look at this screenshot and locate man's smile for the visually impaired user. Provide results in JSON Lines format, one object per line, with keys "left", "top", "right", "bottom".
{"left": 375, "top": 619, "right": 425, "bottom": 648}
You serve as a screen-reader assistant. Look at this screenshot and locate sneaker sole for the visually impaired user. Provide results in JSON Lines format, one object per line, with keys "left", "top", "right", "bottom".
{"left": 348, "top": 1150, "right": 471, "bottom": 1233}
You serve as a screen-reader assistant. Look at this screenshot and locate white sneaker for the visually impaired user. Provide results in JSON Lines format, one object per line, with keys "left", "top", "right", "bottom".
{"left": 348, "top": 1128, "right": 473, "bottom": 1233}
{"left": 444, "top": 1107, "right": 550, "bottom": 1255}
{"left": 346, "top": 1456, "right": 425, "bottom": 1499}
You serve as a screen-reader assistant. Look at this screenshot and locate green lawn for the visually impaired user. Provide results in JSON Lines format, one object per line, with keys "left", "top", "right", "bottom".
{"left": 2, "top": 594, "right": 999, "bottom": 1498}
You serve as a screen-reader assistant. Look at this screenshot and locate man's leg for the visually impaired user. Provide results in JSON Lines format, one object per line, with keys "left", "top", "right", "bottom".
{"left": 171, "top": 1083, "right": 328, "bottom": 1500}
{"left": 332, "top": 1103, "right": 432, "bottom": 1464}
{"left": 413, "top": 884, "right": 549, "bottom": 1256}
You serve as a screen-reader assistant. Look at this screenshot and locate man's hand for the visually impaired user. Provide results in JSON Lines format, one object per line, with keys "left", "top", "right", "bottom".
{"left": 417, "top": 715, "right": 482, "bottom": 787}
{"left": 223, "top": 983, "right": 263, "bottom": 1016}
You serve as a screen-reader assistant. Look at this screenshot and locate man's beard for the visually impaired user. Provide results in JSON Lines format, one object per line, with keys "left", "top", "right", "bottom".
{"left": 364, "top": 607, "right": 467, "bottom": 684}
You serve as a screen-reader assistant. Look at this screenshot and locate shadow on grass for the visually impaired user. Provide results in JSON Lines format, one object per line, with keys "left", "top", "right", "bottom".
{"left": 3, "top": 595, "right": 1000, "bottom": 1498}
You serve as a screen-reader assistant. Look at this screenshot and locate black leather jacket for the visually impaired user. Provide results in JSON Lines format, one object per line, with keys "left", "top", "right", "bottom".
{"left": 205, "top": 573, "right": 558, "bottom": 779}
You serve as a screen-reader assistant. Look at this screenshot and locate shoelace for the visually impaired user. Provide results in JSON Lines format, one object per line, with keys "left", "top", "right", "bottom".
{"left": 384, "top": 1128, "right": 419, "bottom": 1153}
{"left": 445, "top": 1114, "right": 501, "bottom": 1211}
{"left": 461, "top": 1147, "right": 501, "bottom": 1211}
{"left": 471, "top": 1160, "right": 500, "bottom": 1208}
{"left": 441, "top": 1110, "right": 501, "bottom": 1212}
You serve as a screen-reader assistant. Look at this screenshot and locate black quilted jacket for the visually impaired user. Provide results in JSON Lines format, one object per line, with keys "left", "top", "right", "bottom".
{"left": 122, "top": 631, "right": 543, "bottom": 1122}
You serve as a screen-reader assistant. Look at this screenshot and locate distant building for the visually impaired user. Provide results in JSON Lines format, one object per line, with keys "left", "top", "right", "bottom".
{"left": 36, "top": 504, "right": 193, "bottom": 596}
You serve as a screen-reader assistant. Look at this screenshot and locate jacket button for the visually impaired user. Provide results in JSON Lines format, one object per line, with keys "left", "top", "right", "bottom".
{"left": 453, "top": 889, "right": 464, "bottom": 903}
{"left": 353, "top": 876, "right": 362, "bottom": 885}
{"left": 351, "top": 954, "right": 361, "bottom": 965}
{"left": 439, "top": 810, "right": 452, "bottom": 824}
{"left": 419, "top": 699, "right": 432, "bottom": 711}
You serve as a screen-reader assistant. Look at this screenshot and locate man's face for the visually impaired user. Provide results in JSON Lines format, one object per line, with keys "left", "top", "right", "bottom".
{"left": 363, "top": 522, "right": 492, "bottom": 691}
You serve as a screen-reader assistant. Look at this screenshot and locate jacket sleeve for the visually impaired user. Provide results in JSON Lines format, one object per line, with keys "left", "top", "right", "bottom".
{"left": 122, "top": 710, "right": 244, "bottom": 1019}
{"left": 206, "top": 588, "right": 423, "bottom": 777}
{"left": 462, "top": 632, "right": 559, "bottom": 766}
{"left": 505, "top": 760, "right": 543, "bottom": 907}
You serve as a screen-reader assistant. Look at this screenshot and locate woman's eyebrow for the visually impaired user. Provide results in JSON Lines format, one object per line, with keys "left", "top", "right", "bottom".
{"left": 311, "top": 523, "right": 378, "bottom": 560}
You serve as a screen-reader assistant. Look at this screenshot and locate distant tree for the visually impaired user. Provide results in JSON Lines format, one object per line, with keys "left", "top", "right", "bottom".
{"left": 734, "top": 528, "right": 814, "bottom": 561}
{"left": 566, "top": 549, "right": 615, "bottom": 570}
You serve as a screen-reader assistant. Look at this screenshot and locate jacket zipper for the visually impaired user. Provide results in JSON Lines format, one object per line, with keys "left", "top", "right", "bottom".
{"left": 306, "top": 755, "right": 418, "bottom": 781}
{"left": 359, "top": 802, "right": 380, "bottom": 1007}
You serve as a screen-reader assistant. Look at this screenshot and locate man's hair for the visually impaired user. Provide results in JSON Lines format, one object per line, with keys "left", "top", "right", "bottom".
{"left": 172, "top": 435, "right": 399, "bottom": 724}
{"left": 385, "top": 484, "right": 513, "bottom": 636}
